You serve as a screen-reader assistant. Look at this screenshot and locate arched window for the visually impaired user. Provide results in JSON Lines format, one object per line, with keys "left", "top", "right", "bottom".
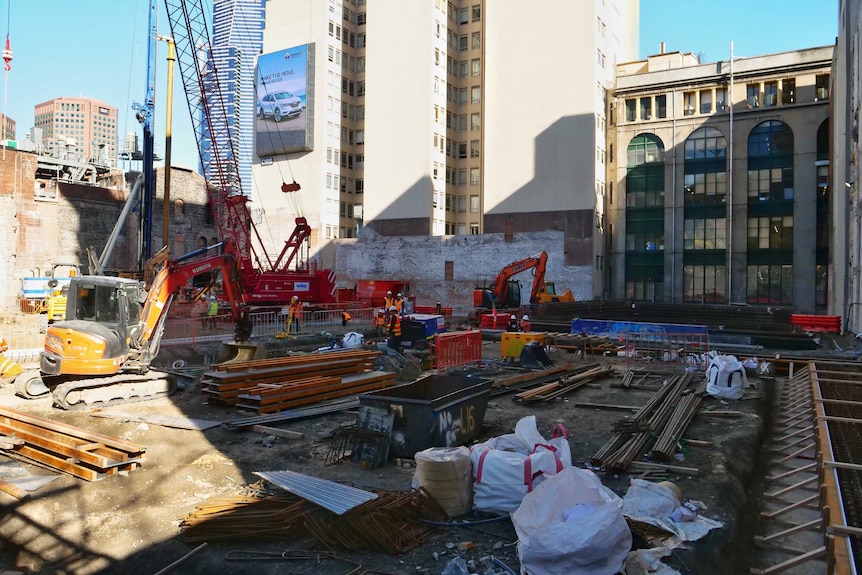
{"left": 746, "top": 121, "right": 794, "bottom": 305}
{"left": 683, "top": 127, "right": 727, "bottom": 303}
{"left": 625, "top": 133, "right": 665, "bottom": 302}
{"left": 747, "top": 120, "right": 794, "bottom": 202}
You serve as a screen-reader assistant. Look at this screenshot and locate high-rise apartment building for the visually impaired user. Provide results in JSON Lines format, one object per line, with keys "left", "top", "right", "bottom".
{"left": 0, "top": 112, "right": 15, "bottom": 141}
{"left": 209, "top": 0, "right": 265, "bottom": 196}
{"left": 251, "top": 0, "right": 637, "bottom": 288}
{"left": 33, "top": 97, "right": 118, "bottom": 165}
{"left": 608, "top": 46, "right": 832, "bottom": 311}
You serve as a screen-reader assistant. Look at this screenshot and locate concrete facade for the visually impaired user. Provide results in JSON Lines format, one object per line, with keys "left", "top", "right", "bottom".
{"left": 251, "top": 0, "right": 638, "bottom": 300}
{"left": 608, "top": 46, "right": 832, "bottom": 312}
{"left": 0, "top": 147, "right": 215, "bottom": 313}
{"left": 835, "top": 0, "right": 862, "bottom": 333}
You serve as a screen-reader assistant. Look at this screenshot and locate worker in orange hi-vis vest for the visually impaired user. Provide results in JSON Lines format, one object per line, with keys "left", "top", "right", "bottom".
{"left": 375, "top": 308, "right": 387, "bottom": 339}
{"left": 394, "top": 292, "right": 405, "bottom": 315}
{"left": 287, "top": 296, "right": 303, "bottom": 333}
{"left": 383, "top": 290, "right": 395, "bottom": 312}
{"left": 387, "top": 305, "right": 402, "bottom": 351}
{"left": 341, "top": 310, "right": 352, "bottom": 327}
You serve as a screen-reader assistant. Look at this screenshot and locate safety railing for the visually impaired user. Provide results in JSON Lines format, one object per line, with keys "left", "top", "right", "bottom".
{"left": 161, "top": 307, "right": 379, "bottom": 344}
{"left": 434, "top": 330, "right": 483, "bottom": 373}
{"left": 624, "top": 332, "right": 710, "bottom": 369}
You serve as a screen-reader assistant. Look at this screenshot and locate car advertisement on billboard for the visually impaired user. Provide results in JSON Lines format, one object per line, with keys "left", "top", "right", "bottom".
{"left": 256, "top": 43, "right": 314, "bottom": 157}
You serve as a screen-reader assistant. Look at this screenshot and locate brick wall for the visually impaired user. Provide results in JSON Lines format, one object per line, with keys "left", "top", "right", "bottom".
{"left": 0, "top": 148, "right": 214, "bottom": 313}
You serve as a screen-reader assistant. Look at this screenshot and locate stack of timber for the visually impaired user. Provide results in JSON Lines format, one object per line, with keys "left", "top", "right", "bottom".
{"left": 0, "top": 406, "right": 145, "bottom": 481}
{"left": 200, "top": 350, "right": 383, "bottom": 406}
{"left": 514, "top": 364, "right": 615, "bottom": 402}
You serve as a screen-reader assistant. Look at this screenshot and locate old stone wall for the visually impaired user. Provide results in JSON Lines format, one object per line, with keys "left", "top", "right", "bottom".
{"left": 0, "top": 148, "right": 214, "bottom": 314}
{"left": 334, "top": 230, "right": 593, "bottom": 314}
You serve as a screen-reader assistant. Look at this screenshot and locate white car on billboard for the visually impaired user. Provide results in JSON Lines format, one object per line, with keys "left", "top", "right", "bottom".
{"left": 257, "top": 91, "right": 304, "bottom": 122}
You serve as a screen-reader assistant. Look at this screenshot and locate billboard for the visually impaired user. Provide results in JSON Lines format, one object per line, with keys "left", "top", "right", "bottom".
{"left": 255, "top": 43, "right": 314, "bottom": 157}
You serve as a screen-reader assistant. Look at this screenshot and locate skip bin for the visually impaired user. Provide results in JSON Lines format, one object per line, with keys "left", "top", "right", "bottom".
{"left": 358, "top": 374, "right": 493, "bottom": 458}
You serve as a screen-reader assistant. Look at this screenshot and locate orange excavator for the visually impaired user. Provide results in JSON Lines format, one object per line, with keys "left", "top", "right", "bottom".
{"left": 473, "top": 251, "right": 575, "bottom": 309}
{"left": 14, "top": 244, "right": 253, "bottom": 409}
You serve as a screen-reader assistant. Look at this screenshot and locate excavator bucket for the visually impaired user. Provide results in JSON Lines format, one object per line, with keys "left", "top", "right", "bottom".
{"left": 216, "top": 342, "right": 268, "bottom": 365}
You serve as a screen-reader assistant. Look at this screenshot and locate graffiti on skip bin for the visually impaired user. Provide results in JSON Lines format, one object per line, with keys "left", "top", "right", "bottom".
{"left": 434, "top": 405, "right": 477, "bottom": 446}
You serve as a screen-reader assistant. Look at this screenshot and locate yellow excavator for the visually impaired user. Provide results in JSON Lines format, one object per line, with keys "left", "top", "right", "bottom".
{"left": 14, "top": 245, "right": 255, "bottom": 409}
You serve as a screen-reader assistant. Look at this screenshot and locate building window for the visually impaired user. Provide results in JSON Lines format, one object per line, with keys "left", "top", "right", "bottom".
{"left": 471, "top": 86, "right": 480, "bottom": 104}
{"left": 625, "top": 133, "right": 666, "bottom": 301}
{"left": 459, "top": 35, "right": 468, "bottom": 51}
{"left": 747, "top": 120, "right": 794, "bottom": 201}
{"left": 471, "top": 58, "right": 480, "bottom": 76}
{"left": 715, "top": 88, "right": 727, "bottom": 112}
{"left": 470, "top": 195, "right": 479, "bottom": 212}
{"left": 457, "top": 169, "right": 467, "bottom": 185}
{"left": 747, "top": 216, "right": 793, "bottom": 249}
{"left": 684, "top": 127, "right": 727, "bottom": 204}
{"left": 458, "top": 88, "right": 468, "bottom": 104}
{"left": 472, "top": 5, "right": 480, "bottom": 21}
{"left": 625, "top": 99, "right": 636, "bottom": 122}
{"left": 746, "top": 84, "right": 760, "bottom": 108}
{"left": 470, "top": 223, "right": 480, "bottom": 234}
{"left": 655, "top": 95, "right": 667, "bottom": 119}
{"left": 815, "top": 74, "right": 830, "bottom": 100}
{"left": 699, "top": 90, "right": 712, "bottom": 114}
{"left": 458, "top": 8, "right": 468, "bottom": 24}
{"left": 684, "top": 92, "right": 696, "bottom": 116}
{"left": 639, "top": 97, "right": 651, "bottom": 121}
{"left": 470, "top": 140, "right": 480, "bottom": 158}
{"left": 683, "top": 265, "right": 726, "bottom": 303}
{"left": 764, "top": 81, "right": 778, "bottom": 107}
{"left": 470, "top": 168, "right": 479, "bottom": 185}
{"left": 458, "top": 142, "right": 467, "bottom": 158}
{"left": 684, "top": 218, "right": 726, "bottom": 250}
{"left": 781, "top": 78, "right": 796, "bottom": 105}
{"left": 471, "top": 31, "right": 481, "bottom": 49}
{"left": 471, "top": 113, "right": 480, "bottom": 131}
{"left": 458, "top": 196, "right": 467, "bottom": 212}
{"left": 746, "top": 264, "right": 792, "bottom": 305}
{"left": 357, "top": 12, "right": 366, "bottom": 25}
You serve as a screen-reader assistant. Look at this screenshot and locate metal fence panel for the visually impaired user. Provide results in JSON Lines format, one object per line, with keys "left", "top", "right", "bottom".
{"left": 624, "top": 332, "right": 710, "bottom": 369}
{"left": 435, "top": 330, "right": 483, "bottom": 373}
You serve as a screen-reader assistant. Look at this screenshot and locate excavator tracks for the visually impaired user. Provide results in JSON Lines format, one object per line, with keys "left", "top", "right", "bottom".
{"left": 52, "top": 371, "right": 177, "bottom": 410}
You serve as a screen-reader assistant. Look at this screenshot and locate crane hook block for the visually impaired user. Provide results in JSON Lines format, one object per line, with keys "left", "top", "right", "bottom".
{"left": 281, "top": 181, "right": 301, "bottom": 193}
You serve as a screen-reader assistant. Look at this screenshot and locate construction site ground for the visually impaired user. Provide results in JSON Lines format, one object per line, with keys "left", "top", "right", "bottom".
{"left": 0, "top": 315, "right": 858, "bottom": 575}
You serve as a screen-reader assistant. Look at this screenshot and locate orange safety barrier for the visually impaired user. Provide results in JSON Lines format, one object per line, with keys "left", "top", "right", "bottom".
{"left": 791, "top": 314, "right": 841, "bottom": 333}
{"left": 434, "top": 330, "right": 483, "bottom": 373}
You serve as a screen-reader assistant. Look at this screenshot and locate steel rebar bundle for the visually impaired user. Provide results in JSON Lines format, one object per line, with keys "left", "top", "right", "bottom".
{"left": 591, "top": 373, "right": 694, "bottom": 470}
{"left": 650, "top": 391, "right": 703, "bottom": 461}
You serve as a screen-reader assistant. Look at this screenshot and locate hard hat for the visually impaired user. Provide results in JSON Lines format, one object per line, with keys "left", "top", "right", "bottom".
{"left": 522, "top": 315, "right": 529, "bottom": 321}
{"left": 291, "top": 295, "right": 298, "bottom": 301}
{"left": 397, "top": 292, "right": 402, "bottom": 297}
{"left": 510, "top": 314, "right": 516, "bottom": 319}
{"left": 389, "top": 305, "right": 397, "bottom": 311}
{"left": 378, "top": 308, "right": 385, "bottom": 313}
{"left": 209, "top": 295, "right": 216, "bottom": 300}
{"left": 387, "top": 291, "right": 392, "bottom": 295}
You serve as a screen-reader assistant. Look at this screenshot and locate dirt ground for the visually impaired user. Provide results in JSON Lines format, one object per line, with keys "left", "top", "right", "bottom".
{"left": 0, "top": 318, "right": 854, "bottom": 575}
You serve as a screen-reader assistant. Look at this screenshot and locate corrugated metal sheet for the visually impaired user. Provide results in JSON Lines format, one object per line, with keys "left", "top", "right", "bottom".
{"left": 254, "top": 469, "right": 378, "bottom": 515}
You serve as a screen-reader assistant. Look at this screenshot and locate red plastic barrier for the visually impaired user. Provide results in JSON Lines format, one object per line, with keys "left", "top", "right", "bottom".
{"left": 413, "top": 304, "right": 453, "bottom": 316}
{"left": 435, "top": 330, "right": 483, "bottom": 372}
{"left": 791, "top": 314, "right": 841, "bottom": 333}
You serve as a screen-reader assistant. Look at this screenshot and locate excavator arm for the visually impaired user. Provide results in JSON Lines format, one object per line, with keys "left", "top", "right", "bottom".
{"left": 137, "top": 247, "right": 250, "bottom": 348}
{"left": 491, "top": 252, "right": 548, "bottom": 305}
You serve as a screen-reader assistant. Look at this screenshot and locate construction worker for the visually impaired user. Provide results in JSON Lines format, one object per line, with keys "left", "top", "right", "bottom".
{"left": 519, "top": 314, "right": 532, "bottom": 332}
{"left": 383, "top": 290, "right": 395, "bottom": 311}
{"left": 387, "top": 305, "right": 402, "bottom": 351}
{"left": 341, "top": 310, "right": 352, "bottom": 327}
{"left": 287, "top": 295, "right": 303, "bottom": 333}
{"left": 206, "top": 294, "right": 219, "bottom": 330}
{"left": 394, "top": 292, "right": 405, "bottom": 315}
{"left": 507, "top": 314, "right": 519, "bottom": 332}
{"left": 195, "top": 296, "right": 208, "bottom": 329}
{"left": 375, "top": 308, "right": 387, "bottom": 339}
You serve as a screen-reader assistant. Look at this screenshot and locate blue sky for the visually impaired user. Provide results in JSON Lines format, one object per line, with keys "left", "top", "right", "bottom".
{"left": 0, "top": 1, "right": 840, "bottom": 172}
